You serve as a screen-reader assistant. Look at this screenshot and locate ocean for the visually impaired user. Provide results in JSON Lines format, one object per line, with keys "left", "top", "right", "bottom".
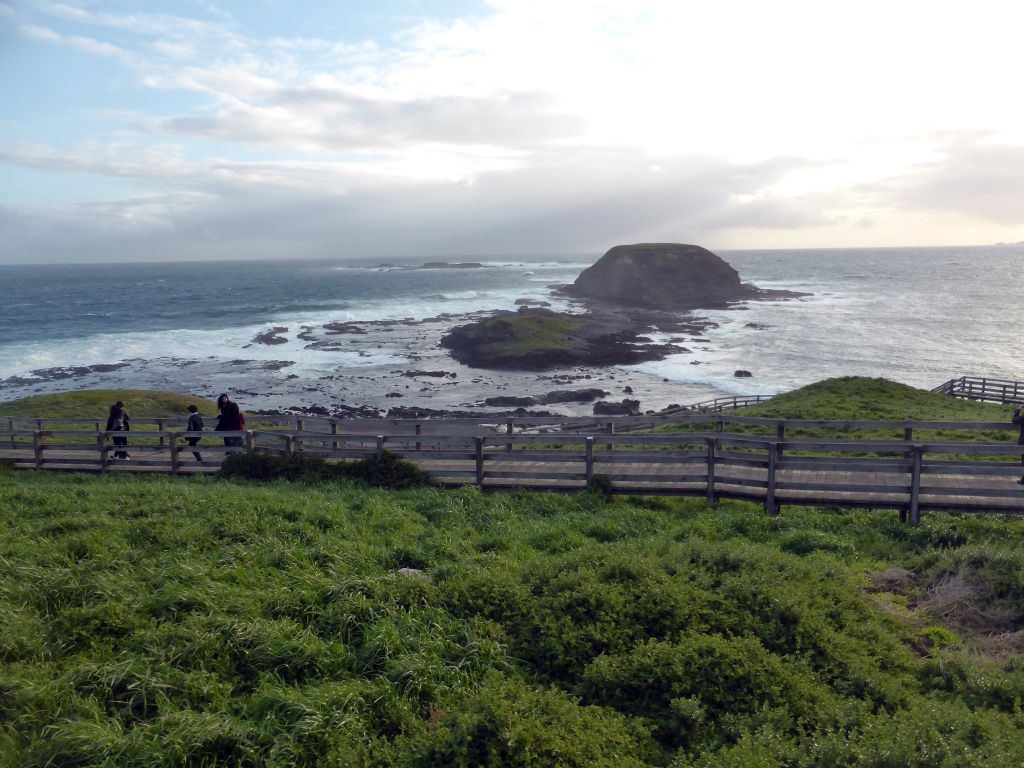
{"left": 1, "top": 245, "right": 1022, "bottom": 413}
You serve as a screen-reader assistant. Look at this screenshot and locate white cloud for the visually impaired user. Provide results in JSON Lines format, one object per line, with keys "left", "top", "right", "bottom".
{"left": 20, "top": 22, "right": 133, "bottom": 59}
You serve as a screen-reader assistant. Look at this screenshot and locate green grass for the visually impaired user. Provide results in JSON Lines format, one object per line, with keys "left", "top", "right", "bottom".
{"left": 0, "top": 390, "right": 219, "bottom": 420}
{"left": 477, "top": 314, "right": 584, "bottom": 356}
{"left": 742, "top": 376, "right": 1015, "bottom": 423}
{"left": 2, "top": 466, "right": 1024, "bottom": 766}
{"left": 653, "top": 378, "right": 1021, "bottom": 459}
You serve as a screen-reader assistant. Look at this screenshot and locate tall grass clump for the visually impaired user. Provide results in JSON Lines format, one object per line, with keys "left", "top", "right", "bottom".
{"left": 218, "top": 450, "right": 434, "bottom": 489}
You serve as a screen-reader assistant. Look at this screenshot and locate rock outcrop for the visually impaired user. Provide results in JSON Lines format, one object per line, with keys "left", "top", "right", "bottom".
{"left": 440, "top": 307, "right": 695, "bottom": 371}
{"left": 564, "top": 243, "right": 761, "bottom": 310}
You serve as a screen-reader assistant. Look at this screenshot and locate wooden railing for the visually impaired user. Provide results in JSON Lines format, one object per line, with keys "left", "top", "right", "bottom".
{"left": 662, "top": 394, "right": 770, "bottom": 414}
{"left": 932, "top": 376, "right": 1024, "bottom": 404}
{"left": 3, "top": 414, "right": 1022, "bottom": 522}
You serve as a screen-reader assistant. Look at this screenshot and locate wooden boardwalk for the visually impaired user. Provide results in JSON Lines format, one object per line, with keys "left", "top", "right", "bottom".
{"left": 3, "top": 416, "right": 1023, "bottom": 522}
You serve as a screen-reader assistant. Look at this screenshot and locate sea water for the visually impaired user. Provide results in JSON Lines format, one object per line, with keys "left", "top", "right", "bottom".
{"left": 1, "top": 245, "right": 1021, "bottom": 406}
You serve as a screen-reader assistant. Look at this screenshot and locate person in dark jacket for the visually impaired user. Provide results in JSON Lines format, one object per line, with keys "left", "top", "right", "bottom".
{"left": 186, "top": 405, "right": 204, "bottom": 462}
{"left": 215, "top": 394, "right": 246, "bottom": 447}
{"left": 106, "top": 401, "right": 130, "bottom": 459}
{"left": 1014, "top": 405, "right": 1024, "bottom": 484}
{"left": 215, "top": 393, "right": 232, "bottom": 446}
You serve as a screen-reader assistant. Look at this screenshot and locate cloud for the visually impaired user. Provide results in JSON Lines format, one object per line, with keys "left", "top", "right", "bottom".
{"left": 147, "top": 87, "right": 584, "bottom": 152}
{"left": 860, "top": 135, "right": 1024, "bottom": 226}
{"left": 0, "top": 144, "right": 823, "bottom": 262}
{"left": 7, "top": 0, "right": 1024, "bottom": 261}
{"left": 20, "top": 22, "right": 133, "bottom": 60}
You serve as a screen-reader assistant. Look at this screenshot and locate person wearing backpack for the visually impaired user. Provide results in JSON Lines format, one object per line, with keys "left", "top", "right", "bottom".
{"left": 186, "top": 405, "right": 204, "bottom": 462}
{"left": 107, "top": 401, "right": 130, "bottom": 459}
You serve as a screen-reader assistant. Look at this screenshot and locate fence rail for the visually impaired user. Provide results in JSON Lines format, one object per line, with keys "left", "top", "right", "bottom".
{"left": 3, "top": 413, "right": 1022, "bottom": 523}
{"left": 932, "top": 376, "right": 1024, "bottom": 404}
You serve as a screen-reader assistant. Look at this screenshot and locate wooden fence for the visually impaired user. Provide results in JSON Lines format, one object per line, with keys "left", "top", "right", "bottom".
{"left": 932, "top": 376, "right": 1024, "bottom": 404}
{"left": 2, "top": 413, "right": 1022, "bottom": 522}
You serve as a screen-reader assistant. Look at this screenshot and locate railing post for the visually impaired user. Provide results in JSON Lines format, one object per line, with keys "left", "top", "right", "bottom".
{"left": 285, "top": 435, "right": 295, "bottom": 456}
{"left": 706, "top": 437, "right": 717, "bottom": 504}
{"left": 415, "top": 423, "right": 422, "bottom": 452}
{"left": 506, "top": 420, "right": 514, "bottom": 453}
{"left": 909, "top": 445, "right": 923, "bottom": 526}
{"left": 297, "top": 419, "right": 305, "bottom": 432}
{"left": 903, "top": 426, "right": 914, "bottom": 459}
{"left": 98, "top": 432, "right": 108, "bottom": 473}
{"left": 245, "top": 430, "right": 254, "bottom": 455}
{"left": 606, "top": 421, "right": 614, "bottom": 452}
{"left": 33, "top": 431, "right": 43, "bottom": 470}
{"left": 764, "top": 442, "right": 778, "bottom": 514}
{"left": 376, "top": 435, "right": 384, "bottom": 460}
{"left": 474, "top": 437, "right": 484, "bottom": 486}
{"left": 169, "top": 434, "right": 179, "bottom": 476}
{"left": 585, "top": 437, "right": 594, "bottom": 483}
{"left": 776, "top": 423, "right": 785, "bottom": 459}
{"left": 158, "top": 419, "right": 165, "bottom": 446}
{"left": 331, "top": 420, "right": 339, "bottom": 450}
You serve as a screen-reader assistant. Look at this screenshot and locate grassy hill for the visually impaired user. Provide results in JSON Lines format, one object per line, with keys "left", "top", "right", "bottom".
{"left": 741, "top": 376, "right": 1015, "bottom": 422}
{"left": 654, "top": 377, "right": 1020, "bottom": 449}
{"left": 0, "top": 390, "right": 218, "bottom": 419}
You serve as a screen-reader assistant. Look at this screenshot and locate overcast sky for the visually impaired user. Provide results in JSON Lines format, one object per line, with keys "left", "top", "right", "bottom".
{"left": 2, "top": 0, "right": 1023, "bottom": 264}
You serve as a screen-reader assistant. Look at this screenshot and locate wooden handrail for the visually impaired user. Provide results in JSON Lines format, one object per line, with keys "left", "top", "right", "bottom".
{"left": 931, "top": 376, "right": 1024, "bottom": 404}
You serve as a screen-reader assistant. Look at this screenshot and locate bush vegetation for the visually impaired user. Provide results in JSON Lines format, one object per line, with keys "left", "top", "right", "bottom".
{"left": 2, "top": 463, "right": 1023, "bottom": 766}
{"left": 218, "top": 450, "right": 434, "bottom": 489}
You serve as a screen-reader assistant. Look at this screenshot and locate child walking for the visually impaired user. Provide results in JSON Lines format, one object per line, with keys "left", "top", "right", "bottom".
{"left": 186, "top": 405, "right": 204, "bottom": 462}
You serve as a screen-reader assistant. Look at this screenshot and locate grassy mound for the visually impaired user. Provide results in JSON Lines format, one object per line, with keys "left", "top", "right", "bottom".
{"left": 656, "top": 377, "right": 1019, "bottom": 448}
{"left": 1, "top": 467, "right": 1023, "bottom": 766}
{"left": 0, "top": 390, "right": 218, "bottom": 419}
{"left": 742, "top": 376, "right": 1014, "bottom": 421}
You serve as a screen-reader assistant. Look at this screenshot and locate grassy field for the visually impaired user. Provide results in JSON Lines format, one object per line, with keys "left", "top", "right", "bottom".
{"left": 1, "top": 378, "right": 1023, "bottom": 766}
{"left": 0, "top": 390, "right": 219, "bottom": 420}
{"left": 1, "top": 465, "right": 1023, "bottom": 766}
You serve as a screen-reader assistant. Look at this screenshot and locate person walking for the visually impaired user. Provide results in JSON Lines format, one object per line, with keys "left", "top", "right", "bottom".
{"left": 186, "top": 405, "right": 204, "bottom": 462}
{"left": 107, "top": 401, "right": 130, "bottom": 459}
{"left": 1013, "top": 405, "right": 1024, "bottom": 485}
{"left": 215, "top": 393, "right": 246, "bottom": 448}
{"left": 215, "top": 393, "right": 231, "bottom": 446}
{"left": 222, "top": 401, "right": 246, "bottom": 447}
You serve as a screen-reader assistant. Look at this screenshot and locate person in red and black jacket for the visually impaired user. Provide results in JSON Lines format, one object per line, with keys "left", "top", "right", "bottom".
{"left": 215, "top": 394, "right": 246, "bottom": 447}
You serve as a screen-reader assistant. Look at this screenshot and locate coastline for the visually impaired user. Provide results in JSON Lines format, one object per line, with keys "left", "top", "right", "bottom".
{"left": 3, "top": 245, "right": 1023, "bottom": 415}
{"left": 0, "top": 307, "right": 734, "bottom": 417}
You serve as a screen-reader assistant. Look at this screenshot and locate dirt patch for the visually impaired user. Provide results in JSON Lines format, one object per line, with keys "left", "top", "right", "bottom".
{"left": 866, "top": 567, "right": 917, "bottom": 595}
{"left": 864, "top": 565, "right": 1023, "bottom": 659}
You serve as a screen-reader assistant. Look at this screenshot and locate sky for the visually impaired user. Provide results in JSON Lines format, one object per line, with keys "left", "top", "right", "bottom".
{"left": 2, "top": 0, "right": 1024, "bottom": 264}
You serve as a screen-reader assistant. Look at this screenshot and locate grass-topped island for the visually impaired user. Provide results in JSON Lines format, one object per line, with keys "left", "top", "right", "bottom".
{"left": 1, "top": 380, "right": 1023, "bottom": 766}
{"left": 439, "top": 306, "right": 701, "bottom": 370}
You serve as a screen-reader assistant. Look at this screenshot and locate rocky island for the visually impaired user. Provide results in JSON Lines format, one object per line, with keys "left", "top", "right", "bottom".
{"left": 440, "top": 307, "right": 691, "bottom": 370}
{"left": 562, "top": 242, "right": 798, "bottom": 309}
{"left": 440, "top": 243, "right": 802, "bottom": 371}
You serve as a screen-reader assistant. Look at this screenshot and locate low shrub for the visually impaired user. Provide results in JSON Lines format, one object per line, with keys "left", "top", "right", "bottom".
{"left": 584, "top": 474, "right": 615, "bottom": 500}
{"left": 218, "top": 451, "right": 433, "bottom": 489}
